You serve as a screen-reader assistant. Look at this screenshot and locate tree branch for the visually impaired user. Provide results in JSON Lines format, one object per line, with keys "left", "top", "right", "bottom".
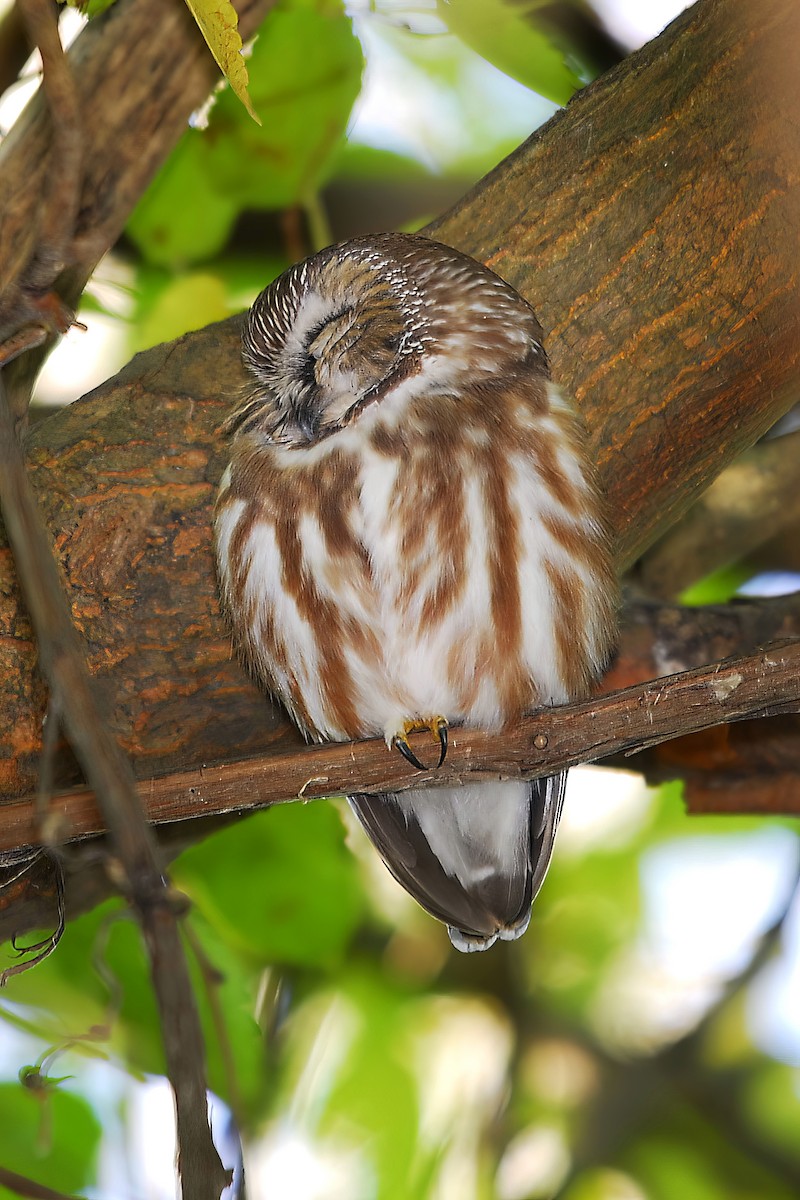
{"left": 429, "top": 0, "right": 800, "bottom": 569}
{"left": 4, "top": 595, "right": 799, "bottom": 941}
{"left": 0, "top": 1165, "right": 82, "bottom": 1200}
{"left": 0, "top": 4, "right": 30, "bottom": 100}
{"left": 604, "top": 596, "right": 800, "bottom": 812}
{"left": 16, "top": 0, "right": 82, "bottom": 295}
{"left": 0, "top": 6, "right": 281, "bottom": 1187}
{"left": 0, "top": 638, "right": 797, "bottom": 855}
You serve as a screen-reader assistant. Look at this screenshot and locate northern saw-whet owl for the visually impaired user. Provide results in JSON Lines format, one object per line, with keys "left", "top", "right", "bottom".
{"left": 214, "top": 232, "right": 617, "bottom": 952}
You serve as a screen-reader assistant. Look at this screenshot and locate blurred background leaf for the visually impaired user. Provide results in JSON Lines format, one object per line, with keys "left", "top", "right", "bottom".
{"left": 0, "top": 1080, "right": 101, "bottom": 1196}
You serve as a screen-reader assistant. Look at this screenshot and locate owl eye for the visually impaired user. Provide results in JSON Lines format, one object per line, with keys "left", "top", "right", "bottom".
{"left": 304, "top": 308, "right": 354, "bottom": 360}
{"left": 298, "top": 349, "right": 318, "bottom": 393}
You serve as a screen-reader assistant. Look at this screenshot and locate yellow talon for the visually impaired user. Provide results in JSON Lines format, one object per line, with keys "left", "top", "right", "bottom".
{"left": 391, "top": 716, "right": 449, "bottom": 771}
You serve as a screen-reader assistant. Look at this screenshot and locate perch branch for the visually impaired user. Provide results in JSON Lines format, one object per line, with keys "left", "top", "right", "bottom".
{"left": 4, "top": 595, "right": 800, "bottom": 942}
{"left": 0, "top": 1165, "right": 81, "bottom": 1200}
{"left": 1, "top": 638, "right": 798, "bottom": 854}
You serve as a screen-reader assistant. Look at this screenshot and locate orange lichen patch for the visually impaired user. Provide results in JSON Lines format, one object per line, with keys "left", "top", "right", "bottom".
{"left": 181, "top": 623, "right": 208, "bottom": 638}
{"left": 173, "top": 527, "right": 208, "bottom": 557}
{"left": 0, "top": 763, "right": 22, "bottom": 792}
{"left": 72, "top": 483, "right": 210, "bottom": 507}
{"left": 0, "top": 636, "right": 35, "bottom": 653}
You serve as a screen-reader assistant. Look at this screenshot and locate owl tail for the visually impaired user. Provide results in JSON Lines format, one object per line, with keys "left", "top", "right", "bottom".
{"left": 349, "top": 774, "right": 566, "bottom": 952}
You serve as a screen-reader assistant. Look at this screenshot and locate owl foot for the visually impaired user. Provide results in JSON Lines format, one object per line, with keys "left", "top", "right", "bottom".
{"left": 391, "top": 717, "right": 448, "bottom": 772}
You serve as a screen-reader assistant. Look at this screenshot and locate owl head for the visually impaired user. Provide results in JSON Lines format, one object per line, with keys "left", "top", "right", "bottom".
{"left": 237, "top": 240, "right": 431, "bottom": 444}
{"left": 232, "top": 233, "right": 547, "bottom": 447}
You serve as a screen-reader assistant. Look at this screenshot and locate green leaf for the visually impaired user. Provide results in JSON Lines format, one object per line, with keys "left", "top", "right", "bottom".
{"left": 172, "top": 803, "right": 366, "bottom": 968}
{"left": 127, "top": 134, "right": 238, "bottom": 268}
{"left": 129, "top": 256, "right": 287, "bottom": 352}
{"left": 680, "top": 562, "right": 754, "bottom": 605}
{"left": 331, "top": 141, "right": 435, "bottom": 184}
{"left": 131, "top": 271, "right": 230, "bottom": 352}
{"left": 206, "top": 0, "right": 364, "bottom": 211}
{"left": 436, "top": 0, "right": 583, "bottom": 105}
{"left": 0, "top": 1082, "right": 100, "bottom": 1195}
{"left": 185, "top": 0, "right": 261, "bottom": 123}
{"left": 128, "top": 0, "right": 363, "bottom": 267}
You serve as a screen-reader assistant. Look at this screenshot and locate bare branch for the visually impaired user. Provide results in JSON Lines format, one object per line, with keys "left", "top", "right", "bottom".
{"left": 0, "top": 4, "right": 30, "bottom": 100}
{"left": 17, "top": 0, "right": 82, "bottom": 292}
{"left": 0, "top": 375, "right": 228, "bottom": 1196}
{"left": 0, "top": 0, "right": 271, "bottom": 410}
{"left": 0, "top": 1165, "right": 82, "bottom": 1200}
{"left": 0, "top": 638, "right": 797, "bottom": 855}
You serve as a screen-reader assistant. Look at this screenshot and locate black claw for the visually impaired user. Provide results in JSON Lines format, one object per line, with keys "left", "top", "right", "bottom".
{"left": 436, "top": 722, "right": 448, "bottom": 768}
{"left": 394, "top": 737, "right": 428, "bottom": 772}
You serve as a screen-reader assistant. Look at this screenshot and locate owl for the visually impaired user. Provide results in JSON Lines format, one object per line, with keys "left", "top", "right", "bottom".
{"left": 214, "top": 233, "right": 617, "bottom": 952}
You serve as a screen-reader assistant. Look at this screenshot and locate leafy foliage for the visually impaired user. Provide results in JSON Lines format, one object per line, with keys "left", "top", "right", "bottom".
{"left": 436, "top": 0, "right": 585, "bottom": 103}
{"left": 2, "top": 786, "right": 798, "bottom": 1197}
{"left": 172, "top": 804, "right": 366, "bottom": 968}
{"left": 128, "top": 0, "right": 363, "bottom": 268}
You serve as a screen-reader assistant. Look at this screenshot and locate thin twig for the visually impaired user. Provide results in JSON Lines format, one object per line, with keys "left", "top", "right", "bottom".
{"left": 17, "top": 0, "right": 82, "bottom": 290}
{"left": 0, "top": 374, "right": 228, "bottom": 1199}
{"left": 1, "top": 637, "right": 799, "bottom": 856}
{"left": 0, "top": 3, "right": 30, "bottom": 101}
{"left": 0, "top": 1165, "right": 81, "bottom": 1200}
{"left": 0, "top": 855, "right": 64, "bottom": 984}
{"left": 184, "top": 919, "right": 247, "bottom": 1132}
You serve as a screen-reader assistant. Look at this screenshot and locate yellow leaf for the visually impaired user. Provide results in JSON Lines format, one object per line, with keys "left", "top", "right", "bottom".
{"left": 185, "top": 0, "right": 262, "bottom": 125}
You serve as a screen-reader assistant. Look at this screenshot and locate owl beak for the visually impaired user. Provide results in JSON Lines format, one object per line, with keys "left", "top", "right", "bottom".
{"left": 293, "top": 400, "right": 321, "bottom": 442}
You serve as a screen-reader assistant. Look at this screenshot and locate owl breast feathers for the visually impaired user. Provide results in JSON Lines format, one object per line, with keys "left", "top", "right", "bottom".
{"left": 215, "top": 232, "right": 617, "bottom": 952}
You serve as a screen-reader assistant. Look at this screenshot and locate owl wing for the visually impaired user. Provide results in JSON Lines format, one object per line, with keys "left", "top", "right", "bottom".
{"left": 349, "top": 773, "right": 567, "bottom": 952}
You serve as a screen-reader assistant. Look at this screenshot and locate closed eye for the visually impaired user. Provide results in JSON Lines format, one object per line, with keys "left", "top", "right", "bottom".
{"left": 304, "top": 307, "right": 352, "bottom": 356}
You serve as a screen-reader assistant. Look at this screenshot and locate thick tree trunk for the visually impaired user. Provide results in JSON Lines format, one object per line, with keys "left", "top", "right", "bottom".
{"left": 1, "top": 0, "right": 799, "bottom": 835}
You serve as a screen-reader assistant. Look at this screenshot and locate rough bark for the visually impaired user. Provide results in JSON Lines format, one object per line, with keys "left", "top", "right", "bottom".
{"left": 0, "top": 0, "right": 270, "bottom": 292}
{"left": 428, "top": 0, "right": 800, "bottom": 566}
{"left": 1, "top": 0, "right": 799, "bottom": 832}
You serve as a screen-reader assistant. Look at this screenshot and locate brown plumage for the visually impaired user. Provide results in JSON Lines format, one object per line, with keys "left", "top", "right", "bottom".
{"left": 215, "top": 232, "right": 617, "bottom": 952}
